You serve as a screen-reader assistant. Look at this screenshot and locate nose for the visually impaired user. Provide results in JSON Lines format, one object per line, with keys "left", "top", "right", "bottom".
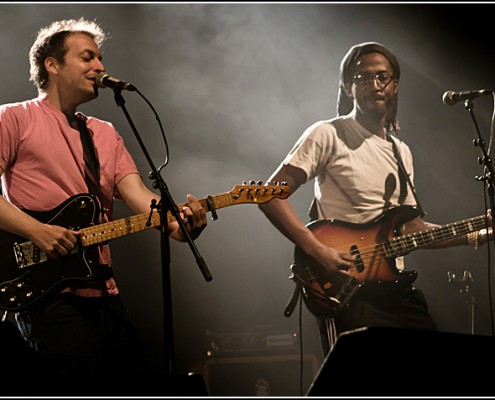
{"left": 94, "top": 58, "right": 105, "bottom": 72}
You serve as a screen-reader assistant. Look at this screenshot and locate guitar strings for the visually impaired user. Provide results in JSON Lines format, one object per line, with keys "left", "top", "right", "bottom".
{"left": 333, "top": 215, "right": 487, "bottom": 279}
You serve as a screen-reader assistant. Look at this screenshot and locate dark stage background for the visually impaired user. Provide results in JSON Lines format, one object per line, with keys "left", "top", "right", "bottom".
{"left": 1, "top": 2, "right": 495, "bottom": 395}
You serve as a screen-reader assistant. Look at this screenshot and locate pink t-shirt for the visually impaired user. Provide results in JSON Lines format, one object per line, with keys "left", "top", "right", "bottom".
{"left": 0, "top": 97, "right": 140, "bottom": 296}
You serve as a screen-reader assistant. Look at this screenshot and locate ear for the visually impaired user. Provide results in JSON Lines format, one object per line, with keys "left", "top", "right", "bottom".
{"left": 44, "top": 56, "right": 59, "bottom": 75}
{"left": 392, "top": 79, "right": 398, "bottom": 95}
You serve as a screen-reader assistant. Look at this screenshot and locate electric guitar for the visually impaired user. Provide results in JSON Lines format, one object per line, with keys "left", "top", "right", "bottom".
{"left": 292, "top": 206, "right": 487, "bottom": 319}
{"left": 0, "top": 182, "right": 289, "bottom": 311}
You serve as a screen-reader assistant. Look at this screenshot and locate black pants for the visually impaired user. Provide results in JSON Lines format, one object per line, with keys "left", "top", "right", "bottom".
{"left": 15, "top": 293, "right": 149, "bottom": 379}
{"left": 317, "top": 285, "right": 438, "bottom": 356}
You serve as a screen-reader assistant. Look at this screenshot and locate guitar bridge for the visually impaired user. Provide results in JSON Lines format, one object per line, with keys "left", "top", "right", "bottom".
{"left": 325, "top": 271, "right": 362, "bottom": 310}
{"left": 14, "top": 241, "right": 47, "bottom": 269}
{"left": 291, "top": 263, "right": 363, "bottom": 319}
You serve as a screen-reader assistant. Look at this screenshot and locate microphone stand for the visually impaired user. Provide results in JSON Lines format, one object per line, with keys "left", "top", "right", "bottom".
{"left": 111, "top": 88, "right": 212, "bottom": 386}
{"left": 464, "top": 98, "right": 495, "bottom": 336}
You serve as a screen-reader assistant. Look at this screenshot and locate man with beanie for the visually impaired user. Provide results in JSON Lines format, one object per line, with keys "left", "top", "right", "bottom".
{"left": 259, "top": 42, "right": 492, "bottom": 355}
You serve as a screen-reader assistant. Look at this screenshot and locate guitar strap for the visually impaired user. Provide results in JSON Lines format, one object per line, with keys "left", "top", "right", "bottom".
{"left": 387, "top": 133, "right": 426, "bottom": 217}
{"left": 73, "top": 113, "right": 113, "bottom": 282}
{"left": 74, "top": 112, "right": 106, "bottom": 219}
{"left": 284, "top": 270, "right": 301, "bottom": 318}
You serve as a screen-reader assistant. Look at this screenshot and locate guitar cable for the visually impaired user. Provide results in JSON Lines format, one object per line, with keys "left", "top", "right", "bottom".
{"left": 284, "top": 265, "right": 311, "bottom": 396}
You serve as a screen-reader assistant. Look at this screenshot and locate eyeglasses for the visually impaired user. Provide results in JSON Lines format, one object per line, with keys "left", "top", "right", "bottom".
{"left": 352, "top": 71, "right": 394, "bottom": 87}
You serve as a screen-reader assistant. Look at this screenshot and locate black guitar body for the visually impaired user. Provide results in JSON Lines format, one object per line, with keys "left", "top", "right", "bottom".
{"left": 0, "top": 184, "right": 291, "bottom": 312}
{"left": 0, "top": 194, "right": 99, "bottom": 311}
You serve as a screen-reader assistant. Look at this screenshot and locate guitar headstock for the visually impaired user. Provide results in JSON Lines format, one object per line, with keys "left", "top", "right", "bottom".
{"left": 229, "top": 181, "right": 290, "bottom": 204}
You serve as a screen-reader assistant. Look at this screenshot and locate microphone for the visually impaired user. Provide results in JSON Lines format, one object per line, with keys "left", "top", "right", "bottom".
{"left": 95, "top": 72, "right": 137, "bottom": 91}
{"left": 442, "top": 89, "right": 492, "bottom": 106}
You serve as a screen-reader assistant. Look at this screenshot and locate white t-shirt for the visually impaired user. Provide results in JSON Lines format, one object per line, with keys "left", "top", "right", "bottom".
{"left": 283, "top": 115, "right": 417, "bottom": 224}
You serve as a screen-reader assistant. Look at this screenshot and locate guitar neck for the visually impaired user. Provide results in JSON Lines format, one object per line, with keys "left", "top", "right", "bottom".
{"left": 79, "top": 183, "right": 289, "bottom": 247}
{"left": 79, "top": 194, "right": 232, "bottom": 246}
{"left": 387, "top": 215, "right": 487, "bottom": 257}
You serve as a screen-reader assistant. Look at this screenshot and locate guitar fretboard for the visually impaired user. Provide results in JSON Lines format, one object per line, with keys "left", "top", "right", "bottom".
{"left": 79, "top": 193, "right": 235, "bottom": 246}
{"left": 384, "top": 215, "right": 487, "bottom": 257}
{"left": 79, "top": 184, "right": 289, "bottom": 246}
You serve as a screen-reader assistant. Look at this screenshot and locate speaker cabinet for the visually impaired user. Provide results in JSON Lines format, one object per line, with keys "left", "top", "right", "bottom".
{"left": 307, "top": 327, "right": 495, "bottom": 396}
{"left": 193, "top": 353, "right": 320, "bottom": 396}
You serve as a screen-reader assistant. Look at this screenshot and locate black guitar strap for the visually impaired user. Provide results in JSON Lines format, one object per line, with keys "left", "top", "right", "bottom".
{"left": 73, "top": 113, "right": 112, "bottom": 282}
{"left": 284, "top": 267, "right": 301, "bottom": 318}
{"left": 74, "top": 112, "right": 106, "bottom": 219}
{"left": 387, "top": 133, "right": 426, "bottom": 217}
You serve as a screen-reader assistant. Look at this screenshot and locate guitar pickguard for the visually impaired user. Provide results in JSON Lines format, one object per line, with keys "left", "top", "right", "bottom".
{"left": 0, "top": 194, "right": 99, "bottom": 311}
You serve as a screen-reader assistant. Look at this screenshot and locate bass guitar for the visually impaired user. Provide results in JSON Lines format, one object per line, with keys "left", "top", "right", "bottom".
{"left": 0, "top": 182, "right": 289, "bottom": 311}
{"left": 291, "top": 205, "right": 487, "bottom": 319}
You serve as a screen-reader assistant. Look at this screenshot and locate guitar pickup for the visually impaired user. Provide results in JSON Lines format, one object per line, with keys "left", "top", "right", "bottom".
{"left": 349, "top": 245, "right": 364, "bottom": 272}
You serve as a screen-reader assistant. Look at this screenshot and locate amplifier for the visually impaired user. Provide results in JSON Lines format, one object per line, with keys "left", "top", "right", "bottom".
{"left": 206, "top": 329, "right": 299, "bottom": 356}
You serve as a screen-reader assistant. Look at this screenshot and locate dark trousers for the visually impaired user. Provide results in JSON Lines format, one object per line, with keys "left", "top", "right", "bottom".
{"left": 15, "top": 293, "right": 149, "bottom": 378}
{"left": 317, "top": 285, "right": 438, "bottom": 355}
